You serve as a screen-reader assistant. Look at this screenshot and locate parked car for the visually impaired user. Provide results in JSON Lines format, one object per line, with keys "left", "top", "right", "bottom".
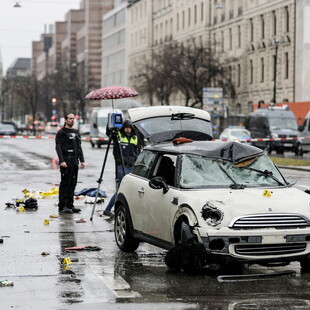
{"left": 248, "top": 107, "right": 299, "bottom": 154}
{"left": 219, "top": 126, "right": 251, "bottom": 141}
{"left": 89, "top": 107, "right": 122, "bottom": 148}
{"left": 79, "top": 123, "right": 90, "bottom": 136}
{"left": 113, "top": 106, "right": 310, "bottom": 273}
{"left": 45, "top": 122, "right": 60, "bottom": 134}
{"left": 0, "top": 123, "right": 16, "bottom": 135}
{"left": 297, "top": 110, "right": 310, "bottom": 155}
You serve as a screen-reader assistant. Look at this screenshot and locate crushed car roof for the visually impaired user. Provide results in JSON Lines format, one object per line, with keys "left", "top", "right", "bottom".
{"left": 145, "top": 140, "right": 264, "bottom": 163}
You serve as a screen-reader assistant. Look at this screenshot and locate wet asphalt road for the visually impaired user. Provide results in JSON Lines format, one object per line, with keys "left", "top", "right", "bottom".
{"left": 1, "top": 137, "right": 310, "bottom": 310}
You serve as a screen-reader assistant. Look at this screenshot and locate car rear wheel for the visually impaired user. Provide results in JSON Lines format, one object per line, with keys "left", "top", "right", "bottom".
{"left": 114, "top": 205, "right": 139, "bottom": 252}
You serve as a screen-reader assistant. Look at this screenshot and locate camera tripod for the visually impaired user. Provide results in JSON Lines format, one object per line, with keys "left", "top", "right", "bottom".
{"left": 90, "top": 128, "right": 125, "bottom": 221}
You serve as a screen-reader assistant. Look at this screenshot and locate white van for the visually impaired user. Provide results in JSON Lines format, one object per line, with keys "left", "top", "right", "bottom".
{"left": 89, "top": 107, "right": 122, "bottom": 148}
{"left": 298, "top": 110, "right": 310, "bottom": 155}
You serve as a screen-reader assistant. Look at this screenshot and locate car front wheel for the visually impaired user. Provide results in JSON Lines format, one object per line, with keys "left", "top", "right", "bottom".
{"left": 114, "top": 205, "right": 139, "bottom": 252}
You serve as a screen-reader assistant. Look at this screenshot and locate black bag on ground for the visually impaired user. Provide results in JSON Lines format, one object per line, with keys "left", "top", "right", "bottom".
{"left": 24, "top": 198, "right": 38, "bottom": 209}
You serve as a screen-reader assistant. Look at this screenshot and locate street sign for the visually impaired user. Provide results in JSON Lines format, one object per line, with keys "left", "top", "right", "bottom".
{"left": 203, "top": 87, "right": 224, "bottom": 116}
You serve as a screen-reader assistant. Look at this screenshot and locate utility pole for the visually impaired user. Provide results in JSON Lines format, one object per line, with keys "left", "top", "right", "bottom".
{"left": 273, "top": 39, "right": 280, "bottom": 104}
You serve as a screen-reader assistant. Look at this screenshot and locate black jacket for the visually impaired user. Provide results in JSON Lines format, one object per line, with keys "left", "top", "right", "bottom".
{"left": 55, "top": 127, "right": 84, "bottom": 165}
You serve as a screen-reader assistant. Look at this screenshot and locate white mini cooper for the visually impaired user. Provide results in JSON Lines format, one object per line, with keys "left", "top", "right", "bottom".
{"left": 114, "top": 106, "right": 310, "bottom": 272}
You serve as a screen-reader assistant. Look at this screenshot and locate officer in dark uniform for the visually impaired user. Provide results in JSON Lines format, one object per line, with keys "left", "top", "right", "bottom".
{"left": 56, "top": 113, "right": 85, "bottom": 214}
{"left": 103, "top": 119, "right": 141, "bottom": 216}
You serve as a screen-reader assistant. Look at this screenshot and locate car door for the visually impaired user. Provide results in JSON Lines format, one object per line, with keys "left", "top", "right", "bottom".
{"left": 139, "top": 154, "right": 178, "bottom": 242}
{"left": 124, "top": 150, "right": 157, "bottom": 232}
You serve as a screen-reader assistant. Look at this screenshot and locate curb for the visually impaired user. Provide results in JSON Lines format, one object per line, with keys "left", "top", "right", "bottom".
{"left": 277, "top": 165, "right": 310, "bottom": 172}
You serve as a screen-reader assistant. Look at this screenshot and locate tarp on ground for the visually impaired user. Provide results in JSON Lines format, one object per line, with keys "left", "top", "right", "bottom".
{"left": 75, "top": 188, "right": 107, "bottom": 198}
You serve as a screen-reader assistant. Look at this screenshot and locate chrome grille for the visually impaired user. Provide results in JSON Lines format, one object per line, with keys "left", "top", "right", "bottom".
{"left": 229, "top": 214, "right": 310, "bottom": 229}
{"left": 235, "top": 243, "right": 306, "bottom": 256}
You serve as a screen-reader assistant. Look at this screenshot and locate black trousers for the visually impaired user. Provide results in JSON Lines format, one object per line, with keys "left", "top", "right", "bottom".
{"left": 58, "top": 164, "right": 78, "bottom": 211}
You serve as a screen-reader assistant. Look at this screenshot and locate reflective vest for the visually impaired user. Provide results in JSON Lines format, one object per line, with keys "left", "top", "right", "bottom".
{"left": 116, "top": 132, "right": 139, "bottom": 166}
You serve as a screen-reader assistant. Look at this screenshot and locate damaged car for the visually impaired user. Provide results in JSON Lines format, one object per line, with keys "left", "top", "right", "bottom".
{"left": 113, "top": 106, "right": 310, "bottom": 272}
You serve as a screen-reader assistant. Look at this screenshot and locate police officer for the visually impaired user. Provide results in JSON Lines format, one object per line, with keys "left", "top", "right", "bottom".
{"left": 103, "top": 119, "right": 141, "bottom": 216}
{"left": 56, "top": 113, "right": 85, "bottom": 214}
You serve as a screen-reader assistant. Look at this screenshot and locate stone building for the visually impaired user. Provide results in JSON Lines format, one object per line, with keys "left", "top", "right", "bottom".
{"left": 127, "top": 0, "right": 296, "bottom": 114}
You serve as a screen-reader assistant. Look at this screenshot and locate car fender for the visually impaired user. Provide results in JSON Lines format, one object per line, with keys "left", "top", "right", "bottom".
{"left": 172, "top": 204, "right": 198, "bottom": 228}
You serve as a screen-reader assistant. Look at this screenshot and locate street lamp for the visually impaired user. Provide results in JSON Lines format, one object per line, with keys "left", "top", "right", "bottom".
{"left": 272, "top": 39, "right": 280, "bottom": 104}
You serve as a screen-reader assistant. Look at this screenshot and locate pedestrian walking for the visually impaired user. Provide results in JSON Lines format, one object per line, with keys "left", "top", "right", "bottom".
{"left": 56, "top": 113, "right": 85, "bottom": 214}
{"left": 103, "top": 119, "right": 142, "bottom": 217}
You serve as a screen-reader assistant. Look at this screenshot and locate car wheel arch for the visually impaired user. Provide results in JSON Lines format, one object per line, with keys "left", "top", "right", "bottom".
{"left": 172, "top": 204, "right": 198, "bottom": 244}
{"left": 115, "top": 193, "right": 134, "bottom": 230}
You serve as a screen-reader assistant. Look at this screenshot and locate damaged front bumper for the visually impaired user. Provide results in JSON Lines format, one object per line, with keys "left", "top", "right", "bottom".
{"left": 197, "top": 228, "right": 310, "bottom": 265}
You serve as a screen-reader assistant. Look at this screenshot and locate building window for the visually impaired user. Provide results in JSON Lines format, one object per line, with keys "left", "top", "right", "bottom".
{"left": 260, "top": 57, "right": 264, "bottom": 83}
{"left": 250, "top": 59, "right": 253, "bottom": 84}
{"left": 250, "top": 18, "right": 254, "bottom": 42}
{"left": 213, "top": 33, "right": 216, "bottom": 52}
{"left": 237, "top": 64, "right": 241, "bottom": 87}
{"left": 229, "top": 28, "right": 232, "bottom": 49}
{"left": 194, "top": 5, "right": 197, "bottom": 24}
{"left": 272, "top": 10, "right": 277, "bottom": 36}
{"left": 177, "top": 13, "right": 179, "bottom": 31}
{"left": 261, "top": 14, "right": 265, "bottom": 39}
{"left": 201, "top": 2, "right": 204, "bottom": 21}
{"left": 221, "top": 30, "right": 224, "bottom": 52}
{"left": 188, "top": 8, "right": 191, "bottom": 27}
{"left": 238, "top": 25, "right": 241, "bottom": 47}
{"left": 285, "top": 6, "right": 289, "bottom": 32}
{"left": 248, "top": 101, "right": 253, "bottom": 113}
{"left": 236, "top": 103, "right": 241, "bottom": 114}
{"left": 285, "top": 52, "right": 289, "bottom": 79}
{"left": 182, "top": 10, "right": 185, "bottom": 29}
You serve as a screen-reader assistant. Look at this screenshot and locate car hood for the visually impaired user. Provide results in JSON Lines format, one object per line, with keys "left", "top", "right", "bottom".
{"left": 183, "top": 187, "right": 310, "bottom": 227}
{"left": 128, "top": 106, "right": 213, "bottom": 143}
{"left": 271, "top": 129, "right": 300, "bottom": 136}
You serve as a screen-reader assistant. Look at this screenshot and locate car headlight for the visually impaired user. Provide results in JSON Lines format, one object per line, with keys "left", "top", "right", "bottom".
{"left": 271, "top": 132, "right": 278, "bottom": 138}
{"left": 201, "top": 203, "right": 224, "bottom": 226}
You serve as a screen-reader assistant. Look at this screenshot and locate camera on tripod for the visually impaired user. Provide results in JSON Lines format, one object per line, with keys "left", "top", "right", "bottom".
{"left": 107, "top": 112, "right": 123, "bottom": 130}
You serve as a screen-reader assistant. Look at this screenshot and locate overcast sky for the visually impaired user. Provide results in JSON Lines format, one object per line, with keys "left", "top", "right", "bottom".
{"left": 0, "top": 0, "right": 81, "bottom": 74}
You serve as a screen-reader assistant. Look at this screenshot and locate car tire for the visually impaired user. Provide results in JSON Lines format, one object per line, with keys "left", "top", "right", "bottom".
{"left": 114, "top": 205, "right": 139, "bottom": 252}
{"left": 90, "top": 141, "right": 95, "bottom": 148}
{"left": 295, "top": 143, "right": 304, "bottom": 156}
{"left": 165, "top": 221, "right": 205, "bottom": 273}
{"left": 300, "top": 257, "right": 310, "bottom": 271}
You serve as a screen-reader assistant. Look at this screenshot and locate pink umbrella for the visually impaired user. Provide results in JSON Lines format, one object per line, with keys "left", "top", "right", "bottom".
{"left": 84, "top": 86, "right": 138, "bottom": 100}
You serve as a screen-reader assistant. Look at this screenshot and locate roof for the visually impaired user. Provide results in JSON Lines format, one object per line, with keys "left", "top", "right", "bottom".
{"left": 145, "top": 140, "right": 264, "bottom": 163}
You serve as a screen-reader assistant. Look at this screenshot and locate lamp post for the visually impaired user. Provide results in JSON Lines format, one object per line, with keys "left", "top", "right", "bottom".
{"left": 272, "top": 39, "right": 280, "bottom": 104}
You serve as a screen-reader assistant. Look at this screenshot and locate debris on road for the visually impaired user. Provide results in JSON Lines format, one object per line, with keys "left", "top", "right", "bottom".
{"left": 0, "top": 280, "right": 14, "bottom": 287}
{"left": 76, "top": 218, "right": 86, "bottom": 223}
{"left": 64, "top": 245, "right": 102, "bottom": 252}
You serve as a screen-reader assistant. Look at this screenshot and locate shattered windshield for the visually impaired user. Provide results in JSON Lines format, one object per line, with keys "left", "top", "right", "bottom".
{"left": 179, "top": 153, "right": 286, "bottom": 189}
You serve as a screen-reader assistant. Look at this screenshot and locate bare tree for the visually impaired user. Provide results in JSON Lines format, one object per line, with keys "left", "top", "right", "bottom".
{"left": 133, "top": 40, "right": 236, "bottom": 108}
{"left": 14, "top": 74, "right": 41, "bottom": 135}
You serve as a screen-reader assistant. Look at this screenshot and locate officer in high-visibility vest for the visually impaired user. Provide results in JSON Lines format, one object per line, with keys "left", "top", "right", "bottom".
{"left": 103, "top": 119, "right": 141, "bottom": 217}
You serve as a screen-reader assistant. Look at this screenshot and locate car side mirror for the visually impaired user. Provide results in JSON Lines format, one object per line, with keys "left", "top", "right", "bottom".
{"left": 149, "top": 176, "right": 169, "bottom": 194}
{"left": 93, "top": 123, "right": 98, "bottom": 129}
{"left": 298, "top": 125, "right": 304, "bottom": 132}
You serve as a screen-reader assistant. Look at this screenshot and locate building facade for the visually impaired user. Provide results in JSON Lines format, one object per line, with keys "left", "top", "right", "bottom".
{"left": 127, "top": 0, "right": 295, "bottom": 114}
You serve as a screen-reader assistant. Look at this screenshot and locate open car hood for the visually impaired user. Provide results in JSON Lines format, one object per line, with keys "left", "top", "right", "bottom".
{"left": 128, "top": 106, "right": 213, "bottom": 143}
